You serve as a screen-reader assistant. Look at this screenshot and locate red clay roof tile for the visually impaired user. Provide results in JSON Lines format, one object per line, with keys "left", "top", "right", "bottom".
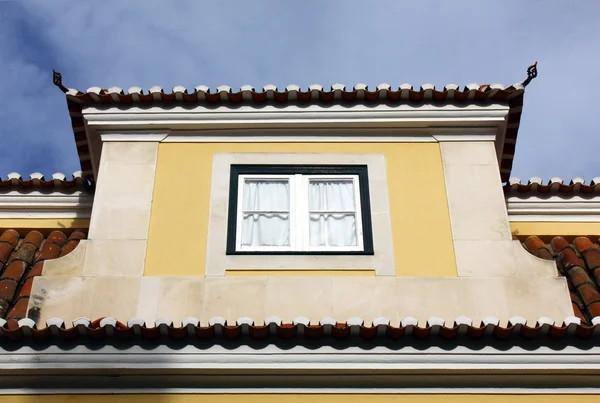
{"left": 54, "top": 63, "right": 538, "bottom": 182}
{"left": 0, "top": 172, "right": 91, "bottom": 191}
{"left": 1, "top": 261, "right": 27, "bottom": 282}
{"left": 0, "top": 229, "right": 86, "bottom": 320}
{"left": 0, "top": 314, "right": 596, "bottom": 345}
{"left": 505, "top": 177, "right": 600, "bottom": 194}
{"left": 522, "top": 236, "right": 600, "bottom": 325}
{"left": 6, "top": 298, "right": 29, "bottom": 321}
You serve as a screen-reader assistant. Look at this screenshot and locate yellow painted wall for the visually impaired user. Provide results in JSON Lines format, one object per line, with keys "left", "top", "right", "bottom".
{"left": 0, "top": 394, "right": 597, "bottom": 403}
{"left": 0, "top": 218, "right": 89, "bottom": 233}
{"left": 145, "top": 143, "right": 456, "bottom": 277}
{"left": 511, "top": 222, "right": 600, "bottom": 237}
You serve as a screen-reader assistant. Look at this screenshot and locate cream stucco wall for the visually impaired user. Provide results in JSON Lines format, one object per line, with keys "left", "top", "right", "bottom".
{"left": 29, "top": 140, "right": 576, "bottom": 326}
{"left": 145, "top": 142, "right": 457, "bottom": 277}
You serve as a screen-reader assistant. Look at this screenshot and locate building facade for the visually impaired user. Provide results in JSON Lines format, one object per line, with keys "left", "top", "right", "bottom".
{"left": 0, "top": 65, "right": 599, "bottom": 400}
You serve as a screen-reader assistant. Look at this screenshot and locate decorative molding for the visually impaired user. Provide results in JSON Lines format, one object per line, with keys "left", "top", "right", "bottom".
{"left": 506, "top": 195, "right": 600, "bottom": 222}
{"left": 100, "top": 133, "right": 168, "bottom": 142}
{"left": 96, "top": 127, "right": 499, "bottom": 144}
{"left": 0, "top": 191, "right": 93, "bottom": 219}
{"left": 4, "top": 387, "right": 600, "bottom": 395}
{"left": 1, "top": 343, "right": 600, "bottom": 393}
{"left": 84, "top": 103, "right": 509, "bottom": 131}
{"left": 431, "top": 133, "right": 496, "bottom": 142}
{"left": 86, "top": 105, "right": 506, "bottom": 177}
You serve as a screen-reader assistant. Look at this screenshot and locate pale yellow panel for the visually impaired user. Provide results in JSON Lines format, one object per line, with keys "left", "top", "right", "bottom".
{"left": 0, "top": 218, "right": 89, "bottom": 231}
{"left": 384, "top": 143, "right": 456, "bottom": 276}
{"left": 0, "top": 394, "right": 597, "bottom": 403}
{"left": 226, "top": 270, "right": 375, "bottom": 277}
{"left": 145, "top": 143, "right": 456, "bottom": 277}
{"left": 511, "top": 222, "right": 600, "bottom": 237}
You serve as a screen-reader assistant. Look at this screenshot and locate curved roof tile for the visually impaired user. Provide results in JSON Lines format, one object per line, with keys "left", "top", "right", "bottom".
{"left": 521, "top": 236, "right": 600, "bottom": 324}
{"left": 0, "top": 172, "right": 92, "bottom": 190}
{"left": 505, "top": 177, "right": 600, "bottom": 194}
{"left": 0, "top": 229, "right": 87, "bottom": 320}
{"left": 53, "top": 64, "right": 538, "bottom": 182}
{"left": 0, "top": 314, "right": 593, "bottom": 343}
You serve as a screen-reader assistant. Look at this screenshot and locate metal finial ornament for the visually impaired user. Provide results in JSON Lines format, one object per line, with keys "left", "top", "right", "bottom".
{"left": 52, "top": 69, "right": 68, "bottom": 93}
{"left": 523, "top": 62, "right": 538, "bottom": 87}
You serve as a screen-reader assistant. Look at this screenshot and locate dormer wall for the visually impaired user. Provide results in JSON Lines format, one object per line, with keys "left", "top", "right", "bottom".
{"left": 27, "top": 101, "right": 574, "bottom": 326}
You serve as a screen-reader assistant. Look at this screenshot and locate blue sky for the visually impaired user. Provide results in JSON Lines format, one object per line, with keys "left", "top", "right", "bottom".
{"left": 1, "top": 1, "right": 599, "bottom": 182}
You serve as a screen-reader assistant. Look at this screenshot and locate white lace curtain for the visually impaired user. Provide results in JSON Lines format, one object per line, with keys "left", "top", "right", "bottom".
{"left": 309, "top": 180, "right": 357, "bottom": 247}
{"left": 240, "top": 178, "right": 357, "bottom": 248}
{"left": 241, "top": 180, "right": 290, "bottom": 247}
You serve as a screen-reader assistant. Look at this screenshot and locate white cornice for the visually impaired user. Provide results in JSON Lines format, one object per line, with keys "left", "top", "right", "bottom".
{"left": 506, "top": 195, "right": 600, "bottom": 222}
{"left": 85, "top": 103, "right": 507, "bottom": 178}
{"left": 5, "top": 344, "right": 600, "bottom": 370}
{"left": 0, "top": 191, "right": 93, "bottom": 219}
{"left": 1, "top": 344, "right": 600, "bottom": 393}
{"left": 84, "top": 103, "right": 509, "bottom": 131}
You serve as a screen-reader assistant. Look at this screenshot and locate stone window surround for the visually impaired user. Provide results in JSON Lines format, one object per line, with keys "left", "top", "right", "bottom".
{"left": 226, "top": 165, "right": 374, "bottom": 255}
{"left": 205, "top": 153, "right": 395, "bottom": 276}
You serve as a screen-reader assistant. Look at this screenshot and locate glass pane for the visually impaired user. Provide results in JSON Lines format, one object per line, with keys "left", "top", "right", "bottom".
{"left": 243, "top": 180, "right": 289, "bottom": 211}
{"left": 242, "top": 213, "right": 290, "bottom": 247}
{"left": 309, "top": 213, "right": 357, "bottom": 247}
{"left": 309, "top": 180, "right": 355, "bottom": 211}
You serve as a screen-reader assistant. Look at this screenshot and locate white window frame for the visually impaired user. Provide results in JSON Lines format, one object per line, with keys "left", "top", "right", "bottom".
{"left": 235, "top": 174, "right": 364, "bottom": 252}
{"left": 236, "top": 174, "right": 296, "bottom": 252}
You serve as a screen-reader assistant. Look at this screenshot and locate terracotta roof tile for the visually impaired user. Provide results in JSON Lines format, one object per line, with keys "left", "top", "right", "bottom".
{"left": 0, "top": 314, "right": 595, "bottom": 345}
{"left": 522, "top": 236, "right": 600, "bottom": 324}
{"left": 53, "top": 63, "right": 538, "bottom": 183}
{"left": 0, "top": 229, "right": 86, "bottom": 320}
{"left": 505, "top": 177, "right": 600, "bottom": 193}
{"left": 0, "top": 172, "right": 92, "bottom": 190}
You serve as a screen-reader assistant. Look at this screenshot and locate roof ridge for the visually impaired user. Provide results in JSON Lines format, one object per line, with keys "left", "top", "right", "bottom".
{"left": 52, "top": 62, "right": 539, "bottom": 96}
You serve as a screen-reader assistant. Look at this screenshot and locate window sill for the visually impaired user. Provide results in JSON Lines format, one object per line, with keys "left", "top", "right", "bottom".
{"left": 226, "top": 250, "right": 375, "bottom": 256}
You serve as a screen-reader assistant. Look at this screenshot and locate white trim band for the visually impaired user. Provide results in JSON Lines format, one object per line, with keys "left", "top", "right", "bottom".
{"left": 0, "top": 191, "right": 93, "bottom": 219}
{"left": 99, "top": 127, "right": 499, "bottom": 143}
{"left": 3, "top": 344, "right": 600, "bottom": 370}
{"left": 84, "top": 103, "right": 510, "bottom": 131}
{"left": 507, "top": 195, "right": 600, "bottom": 222}
{"left": 1, "top": 344, "right": 600, "bottom": 392}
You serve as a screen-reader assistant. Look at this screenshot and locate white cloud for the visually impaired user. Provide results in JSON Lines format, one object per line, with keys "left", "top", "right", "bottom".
{"left": 1, "top": 0, "right": 599, "bottom": 179}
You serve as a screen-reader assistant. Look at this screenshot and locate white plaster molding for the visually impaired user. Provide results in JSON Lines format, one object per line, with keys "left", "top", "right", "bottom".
{"left": 507, "top": 195, "right": 600, "bottom": 222}
{"left": 3, "top": 343, "right": 600, "bottom": 371}
{"left": 1, "top": 344, "right": 600, "bottom": 393}
{"left": 0, "top": 191, "right": 93, "bottom": 219}
{"left": 100, "top": 132, "right": 169, "bottom": 142}
{"left": 431, "top": 133, "right": 496, "bottom": 142}
{"left": 83, "top": 103, "right": 509, "bottom": 130}
{"left": 97, "top": 127, "right": 498, "bottom": 143}
{"left": 4, "top": 387, "right": 599, "bottom": 395}
{"left": 0, "top": 344, "right": 600, "bottom": 371}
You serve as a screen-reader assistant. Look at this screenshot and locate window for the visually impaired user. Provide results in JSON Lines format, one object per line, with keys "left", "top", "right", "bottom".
{"left": 226, "top": 165, "right": 374, "bottom": 255}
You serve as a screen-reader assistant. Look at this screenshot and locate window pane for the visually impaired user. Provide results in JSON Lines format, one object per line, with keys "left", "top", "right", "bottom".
{"left": 243, "top": 180, "right": 289, "bottom": 211}
{"left": 308, "top": 180, "right": 355, "bottom": 211}
{"left": 309, "top": 213, "right": 357, "bottom": 247}
{"left": 242, "top": 213, "right": 290, "bottom": 247}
